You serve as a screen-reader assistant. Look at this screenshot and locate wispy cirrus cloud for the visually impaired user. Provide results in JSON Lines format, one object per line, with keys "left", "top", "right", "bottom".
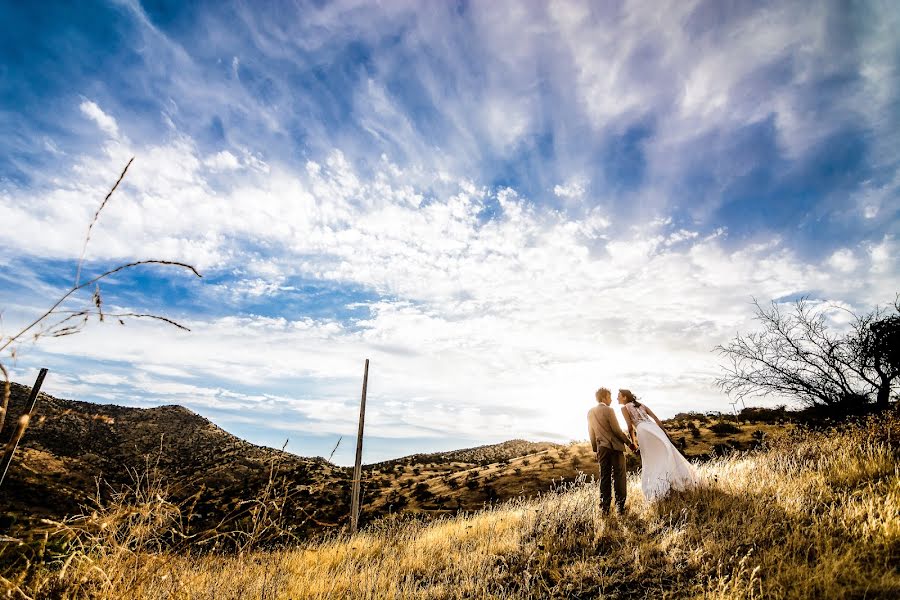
{"left": 79, "top": 100, "right": 120, "bottom": 139}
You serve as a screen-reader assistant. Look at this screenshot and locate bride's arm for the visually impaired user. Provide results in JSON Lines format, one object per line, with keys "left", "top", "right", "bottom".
{"left": 644, "top": 405, "right": 669, "bottom": 436}
{"left": 621, "top": 407, "right": 637, "bottom": 447}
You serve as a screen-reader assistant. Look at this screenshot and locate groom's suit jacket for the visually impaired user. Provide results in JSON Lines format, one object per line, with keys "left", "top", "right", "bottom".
{"left": 588, "top": 403, "right": 631, "bottom": 453}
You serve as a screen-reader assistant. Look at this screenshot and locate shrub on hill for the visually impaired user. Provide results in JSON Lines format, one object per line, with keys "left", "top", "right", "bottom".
{"left": 739, "top": 405, "right": 790, "bottom": 423}
{"left": 412, "top": 483, "right": 433, "bottom": 502}
{"left": 687, "top": 421, "right": 701, "bottom": 438}
{"left": 709, "top": 421, "right": 742, "bottom": 436}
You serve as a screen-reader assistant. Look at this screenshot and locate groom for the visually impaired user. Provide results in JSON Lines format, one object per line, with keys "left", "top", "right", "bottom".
{"left": 588, "top": 387, "right": 636, "bottom": 514}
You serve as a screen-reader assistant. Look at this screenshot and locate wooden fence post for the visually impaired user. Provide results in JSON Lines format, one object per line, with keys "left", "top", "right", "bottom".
{"left": 0, "top": 368, "right": 48, "bottom": 489}
{"left": 350, "top": 359, "right": 369, "bottom": 535}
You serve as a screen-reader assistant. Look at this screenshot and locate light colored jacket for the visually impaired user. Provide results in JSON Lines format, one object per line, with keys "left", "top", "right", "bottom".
{"left": 588, "top": 403, "right": 631, "bottom": 453}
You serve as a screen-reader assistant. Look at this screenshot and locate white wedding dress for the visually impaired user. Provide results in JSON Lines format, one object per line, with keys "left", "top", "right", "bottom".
{"left": 625, "top": 403, "right": 699, "bottom": 501}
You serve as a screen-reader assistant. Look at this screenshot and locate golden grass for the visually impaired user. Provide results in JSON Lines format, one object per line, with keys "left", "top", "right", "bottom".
{"left": 7, "top": 415, "right": 899, "bottom": 599}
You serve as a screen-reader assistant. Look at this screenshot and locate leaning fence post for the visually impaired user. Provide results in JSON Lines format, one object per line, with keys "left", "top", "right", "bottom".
{"left": 0, "top": 368, "right": 48, "bottom": 489}
{"left": 350, "top": 359, "right": 369, "bottom": 534}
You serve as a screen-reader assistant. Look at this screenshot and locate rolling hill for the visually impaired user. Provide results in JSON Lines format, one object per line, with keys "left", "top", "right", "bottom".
{"left": 10, "top": 405, "right": 897, "bottom": 599}
{"left": 1, "top": 381, "right": 792, "bottom": 540}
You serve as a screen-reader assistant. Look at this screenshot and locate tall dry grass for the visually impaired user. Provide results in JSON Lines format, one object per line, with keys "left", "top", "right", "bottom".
{"left": 7, "top": 414, "right": 899, "bottom": 599}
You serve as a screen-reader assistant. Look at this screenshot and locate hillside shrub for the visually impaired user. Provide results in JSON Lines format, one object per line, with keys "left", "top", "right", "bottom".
{"left": 687, "top": 422, "right": 701, "bottom": 438}
{"left": 709, "top": 421, "right": 741, "bottom": 436}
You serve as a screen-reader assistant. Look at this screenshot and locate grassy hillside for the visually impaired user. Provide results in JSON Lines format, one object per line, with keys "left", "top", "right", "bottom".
{"left": 2, "top": 382, "right": 793, "bottom": 535}
{"left": 7, "top": 412, "right": 897, "bottom": 599}
{"left": 0, "top": 382, "right": 347, "bottom": 538}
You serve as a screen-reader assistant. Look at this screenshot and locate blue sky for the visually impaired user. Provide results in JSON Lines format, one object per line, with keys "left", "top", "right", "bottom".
{"left": 1, "top": 0, "right": 898, "bottom": 464}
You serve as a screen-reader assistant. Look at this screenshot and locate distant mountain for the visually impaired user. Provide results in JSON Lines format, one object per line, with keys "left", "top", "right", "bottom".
{"left": 372, "top": 439, "right": 562, "bottom": 468}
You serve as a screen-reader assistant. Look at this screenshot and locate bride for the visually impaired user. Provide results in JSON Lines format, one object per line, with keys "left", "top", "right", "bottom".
{"left": 618, "top": 389, "right": 699, "bottom": 501}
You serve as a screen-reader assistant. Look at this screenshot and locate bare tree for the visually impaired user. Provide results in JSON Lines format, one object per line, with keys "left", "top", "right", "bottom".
{"left": 716, "top": 296, "right": 899, "bottom": 412}
{"left": 855, "top": 299, "right": 900, "bottom": 409}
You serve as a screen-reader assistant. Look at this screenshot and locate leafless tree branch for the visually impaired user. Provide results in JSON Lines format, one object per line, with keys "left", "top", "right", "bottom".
{"left": 716, "top": 295, "right": 899, "bottom": 412}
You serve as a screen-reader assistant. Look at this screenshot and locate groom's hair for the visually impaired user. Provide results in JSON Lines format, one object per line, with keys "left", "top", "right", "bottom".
{"left": 595, "top": 387, "right": 611, "bottom": 402}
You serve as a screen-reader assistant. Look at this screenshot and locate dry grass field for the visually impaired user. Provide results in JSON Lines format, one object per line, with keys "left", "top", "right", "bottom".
{"left": 5, "top": 412, "right": 897, "bottom": 599}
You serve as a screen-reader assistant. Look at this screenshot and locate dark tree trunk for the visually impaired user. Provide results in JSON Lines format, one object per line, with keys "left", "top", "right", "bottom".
{"left": 876, "top": 376, "right": 891, "bottom": 409}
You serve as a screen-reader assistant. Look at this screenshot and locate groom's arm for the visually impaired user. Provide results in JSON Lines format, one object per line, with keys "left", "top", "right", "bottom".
{"left": 588, "top": 411, "right": 598, "bottom": 453}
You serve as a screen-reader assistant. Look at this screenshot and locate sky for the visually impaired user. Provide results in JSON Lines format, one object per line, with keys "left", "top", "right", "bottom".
{"left": 1, "top": 0, "right": 898, "bottom": 465}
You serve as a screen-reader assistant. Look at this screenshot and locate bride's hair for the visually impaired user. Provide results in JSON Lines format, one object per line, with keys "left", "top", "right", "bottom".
{"left": 618, "top": 389, "right": 641, "bottom": 406}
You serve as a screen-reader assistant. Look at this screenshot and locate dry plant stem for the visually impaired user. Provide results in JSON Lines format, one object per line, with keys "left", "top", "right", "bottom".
{"left": 74, "top": 156, "right": 134, "bottom": 288}
{"left": 2, "top": 415, "right": 31, "bottom": 462}
{"left": 328, "top": 436, "right": 342, "bottom": 463}
{"left": 0, "top": 363, "right": 9, "bottom": 435}
{"left": 49, "top": 310, "right": 193, "bottom": 332}
{"left": 0, "top": 157, "right": 200, "bottom": 357}
{"left": 0, "top": 259, "right": 201, "bottom": 355}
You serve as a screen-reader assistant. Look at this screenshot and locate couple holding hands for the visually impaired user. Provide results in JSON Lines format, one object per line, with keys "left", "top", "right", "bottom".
{"left": 587, "top": 388, "right": 699, "bottom": 513}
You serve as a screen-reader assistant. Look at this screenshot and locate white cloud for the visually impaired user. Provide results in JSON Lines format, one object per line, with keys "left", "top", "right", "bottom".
{"left": 868, "top": 236, "right": 897, "bottom": 274}
{"left": 79, "top": 100, "right": 120, "bottom": 138}
{"left": 78, "top": 373, "right": 131, "bottom": 386}
{"left": 853, "top": 172, "right": 900, "bottom": 221}
{"left": 553, "top": 180, "right": 586, "bottom": 200}
{"left": 666, "top": 229, "right": 699, "bottom": 246}
{"left": 42, "top": 137, "right": 65, "bottom": 156}
{"left": 482, "top": 96, "right": 532, "bottom": 152}
{"left": 204, "top": 150, "right": 241, "bottom": 171}
{"left": 231, "top": 277, "right": 289, "bottom": 298}
{"left": 827, "top": 248, "right": 859, "bottom": 273}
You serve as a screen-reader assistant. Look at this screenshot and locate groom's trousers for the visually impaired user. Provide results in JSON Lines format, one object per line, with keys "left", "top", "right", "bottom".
{"left": 597, "top": 447, "right": 627, "bottom": 513}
